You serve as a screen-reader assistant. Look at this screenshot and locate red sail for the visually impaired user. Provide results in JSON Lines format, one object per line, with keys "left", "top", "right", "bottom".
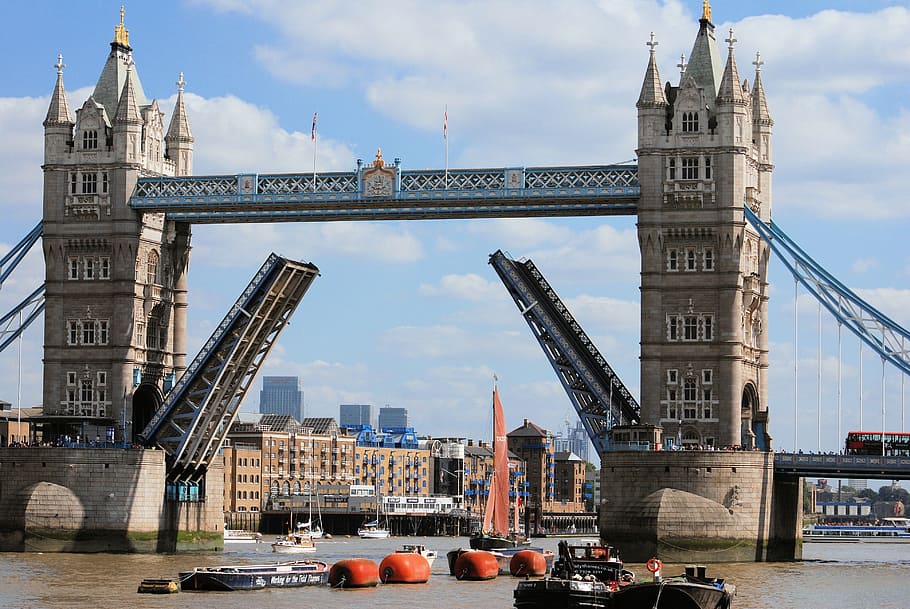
{"left": 491, "top": 386, "right": 510, "bottom": 535}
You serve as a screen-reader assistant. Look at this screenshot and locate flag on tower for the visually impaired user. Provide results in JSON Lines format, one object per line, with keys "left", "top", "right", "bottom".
{"left": 311, "top": 112, "right": 318, "bottom": 141}
{"left": 443, "top": 107, "right": 448, "bottom": 140}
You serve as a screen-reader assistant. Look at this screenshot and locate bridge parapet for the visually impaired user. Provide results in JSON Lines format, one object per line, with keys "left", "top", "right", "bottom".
{"left": 774, "top": 452, "right": 910, "bottom": 479}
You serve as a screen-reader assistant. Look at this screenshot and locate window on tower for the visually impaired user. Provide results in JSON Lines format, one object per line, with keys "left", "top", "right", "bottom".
{"left": 682, "top": 157, "right": 699, "bottom": 180}
{"left": 682, "top": 111, "right": 699, "bottom": 132}
{"left": 82, "top": 173, "right": 97, "bottom": 194}
{"left": 668, "top": 158, "right": 676, "bottom": 180}
{"left": 82, "top": 130, "right": 98, "bottom": 150}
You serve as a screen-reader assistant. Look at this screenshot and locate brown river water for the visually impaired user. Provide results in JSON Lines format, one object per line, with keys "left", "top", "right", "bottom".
{"left": 0, "top": 536, "right": 906, "bottom": 609}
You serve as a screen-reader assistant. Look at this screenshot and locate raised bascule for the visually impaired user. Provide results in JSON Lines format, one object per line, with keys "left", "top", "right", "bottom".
{"left": 2, "top": 3, "right": 909, "bottom": 557}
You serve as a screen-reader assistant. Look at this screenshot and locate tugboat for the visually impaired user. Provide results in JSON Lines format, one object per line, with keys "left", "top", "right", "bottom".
{"left": 513, "top": 540, "right": 735, "bottom": 609}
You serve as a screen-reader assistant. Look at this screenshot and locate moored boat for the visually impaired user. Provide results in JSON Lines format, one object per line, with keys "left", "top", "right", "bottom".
{"left": 379, "top": 551, "right": 432, "bottom": 584}
{"left": 396, "top": 543, "right": 438, "bottom": 567}
{"left": 178, "top": 560, "right": 329, "bottom": 591}
{"left": 610, "top": 564, "right": 735, "bottom": 609}
{"left": 271, "top": 531, "right": 317, "bottom": 554}
{"left": 357, "top": 519, "right": 391, "bottom": 539}
{"left": 223, "top": 526, "right": 262, "bottom": 543}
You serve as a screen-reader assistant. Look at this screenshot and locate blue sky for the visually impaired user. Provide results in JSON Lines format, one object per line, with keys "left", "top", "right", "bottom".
{"left": 2, "top": 0, "right": 910, "bottom": 454}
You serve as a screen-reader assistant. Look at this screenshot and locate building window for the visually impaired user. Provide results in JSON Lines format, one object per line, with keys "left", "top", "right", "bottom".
{"left": 667, "top": 369, "right": 678, "bottom": 384}
{"left": 82, "top": 130, "right": 98, "bottom": 150}
{"left": 704, "top": 156, "right": 712, "bottom": 179}
{"left": 102, "top": 172, "right": 109, "bottom": 194}
{"left": 100, "top": 257, "right": 111, "bottom": 279}
{"left": 703, "top": 316, "right": 713, "bottom": 340}
{"left": 681, "top": 157, "right": 699, "bottom": 180}
{"left": 668, "top": 158, "right": 676, "bottom": 180}
{"left": 80, "top": 379, "right": 93, "bottom": 403}
{"left": 68, "top": 257, "right": 79, "bottom": 280}
{"left": 668, "top": 250, "right": 678, "bottom": 271}
{"left": 98, "top": 320, "right": 109, "bottom": 345}
{"left": 682, "top": 111, "right": 699, "bottom": 132}
{"left": 667, "top": 315, "right": 679, "bottom": 341}
{"left": 135, "top": 322, "right": 145, "bottom": 347}
{"left": 82, "top": 321, "right": 95, "bottom": 345}
{"left": 146, "top": 251, "right": 159, "bottom": 285}
{"left": 685, "top": 248, "right": 697, "bottom": 271}
{"left": 70, "top": 172, "right": 78, "bottom": 194}
{"left": 67, "top": 321, "right": 79, "bottom": 345}
{"left": 703, "top": 248, "right": 714, "bottom": 271}
{"left": 97, "top": 371, "right": 107, "bottom": 386}
{"left": 82, "top": 172, "right": 97, "bottom": 194}
{"left": 84, "top": 258, "right": 95, "bottom": 280}
{"left": 683, "top": 316, "right": 698, "bottom": 340}
{"left": 702, "top": 369, "right": 713, "bottom": 384}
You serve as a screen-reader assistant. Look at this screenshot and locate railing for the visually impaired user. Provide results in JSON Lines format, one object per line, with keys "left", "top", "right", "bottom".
{"left": 774, "top": 452, "right": 910, "bottom": 479}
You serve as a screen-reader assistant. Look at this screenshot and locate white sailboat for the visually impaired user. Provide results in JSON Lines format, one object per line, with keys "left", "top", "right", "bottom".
{"left": 358, "top": 490, "right": 390, "bottom": 539}
{"left": 271, "top": 520, "right": 317, "bottom": 554}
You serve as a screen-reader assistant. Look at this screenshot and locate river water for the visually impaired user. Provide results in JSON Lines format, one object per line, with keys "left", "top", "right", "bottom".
{"left": 0, "top": 536, "right": 907, "bottom": 609}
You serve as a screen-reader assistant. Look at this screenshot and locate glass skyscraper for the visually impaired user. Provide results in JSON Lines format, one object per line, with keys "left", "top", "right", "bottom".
{"left": 378, "top": 405, "right": 409, "bottom": 430}
{"left": 339, "top": 404, "right": 373, "bottom": 427}
{"left": 259, "top": 376, "right": 303, "bottom": 421}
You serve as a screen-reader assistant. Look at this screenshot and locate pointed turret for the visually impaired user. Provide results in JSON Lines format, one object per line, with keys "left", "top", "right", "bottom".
{"left": 93, "top": 6, "right": 148, "bottom": 122}
{"left": 684, "top": 0, "right": 724, "bottom": 107}
{"left": 113, "top": 60, "right": 143, "bottom": 163}
{"left": 166, "top": 72, "right": 194, "bottom": 176}
{"left": 716, "top": 29, "right": 746, "bottom": 105}
{"left": 44, "top": 54, "right": 73, "bottom": 127}
{"left": 637, "top": 32, "right": 668, "bottom": 108}
{"left": 751, "top": 52, "right": 772, "bottom": 126}
{"left": 44, "top": 54, "right": 74, "bottom": 163}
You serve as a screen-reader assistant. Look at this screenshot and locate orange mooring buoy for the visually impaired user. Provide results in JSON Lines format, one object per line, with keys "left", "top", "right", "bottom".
{"left": 509, "top": 549, "right": 548, "bottom": 577}
{"left": 379, "top": 552, "right": 431, "bottom": 584}
{"left": 454, "top": 550, "right": 499, "bottom": 581}
{"left": 329, "top": 558, "right": 380, "bottom": 588}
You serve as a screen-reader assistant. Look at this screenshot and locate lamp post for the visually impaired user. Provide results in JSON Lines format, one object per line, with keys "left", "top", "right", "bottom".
{"left": 440, "top": 467, "right": 464, "bottom": 535}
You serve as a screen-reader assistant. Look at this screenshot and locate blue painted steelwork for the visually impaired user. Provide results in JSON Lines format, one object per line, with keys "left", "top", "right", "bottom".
{"left": 0, "top": 222, "right": 45, "bottom": 354}
{"left": 140, "top": 253, "right": 320, "bottom": 481}
{"left": 0, "top": 285, "right": 45, "bottom": 353}
{"left": 774, "top": 452, "right": 910, "bottom": 480}
{"left": 744, "top": 205, "right": 910, "bottom": 376}
{"left": 129, "top": 165, "right": 640, "bottom": 223}
{"left": 0, "top": 222, "right": 41, "bottom": 284}
{"left": 489, "top": 250, "right": 640, "bottom": 454}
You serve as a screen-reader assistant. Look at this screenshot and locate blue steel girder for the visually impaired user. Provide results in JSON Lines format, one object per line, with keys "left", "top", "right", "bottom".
{"left": 129, "top": 165, "right": 640, "bottom": 223}
{"left": 744, "top": 205, "right": 910, "bottom": 377}
{"left": 489, "top": 250, "right": 640, "bottom": 454}
{"left": 140, "top": 254, "right": 319, "bottom": 481}
{"left": 0, "top": 285, "right": 45, "bottom": 353}
{"left": 1, "top": 222, "right": 42, "bottom": 284}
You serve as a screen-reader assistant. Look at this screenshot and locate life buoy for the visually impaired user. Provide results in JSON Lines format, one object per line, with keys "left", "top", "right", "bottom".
{"left": 646, "top": 558, "right": 662, "bottom": 573}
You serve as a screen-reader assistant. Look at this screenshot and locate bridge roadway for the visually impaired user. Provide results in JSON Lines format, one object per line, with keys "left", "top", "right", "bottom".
{"left": 129, "top": 164, "right": 640, "bottom": 222}
{"left": 774, "top": 452, "right": 910, "bottom": 480}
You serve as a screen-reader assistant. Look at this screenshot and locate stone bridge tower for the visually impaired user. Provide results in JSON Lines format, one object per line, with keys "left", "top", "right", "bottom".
{"left": 635, "top": 3, "right": 774, "bottom": 451}
{"left": 41, "top": 9, "right": 194, "bottom": 446}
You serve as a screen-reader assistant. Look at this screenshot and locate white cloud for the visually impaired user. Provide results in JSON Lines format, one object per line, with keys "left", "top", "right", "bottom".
{"left": 418, "top": 273, "right": 500, "bottom": 302}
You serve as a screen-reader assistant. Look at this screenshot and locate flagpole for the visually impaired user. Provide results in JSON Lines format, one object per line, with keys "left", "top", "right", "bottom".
{"left": 444, "top": 105, "right": 449, "bottom": 189}
{"left": 311, "top": 112, "right": 318, "bottom": 191}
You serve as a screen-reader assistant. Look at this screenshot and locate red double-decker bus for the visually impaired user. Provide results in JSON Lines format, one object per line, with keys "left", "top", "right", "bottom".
{"left": 844, "top": 431, "right": 910, "bottom": 457}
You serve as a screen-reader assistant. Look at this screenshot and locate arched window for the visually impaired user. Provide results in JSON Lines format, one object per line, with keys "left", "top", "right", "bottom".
{"left": 292, "top": 480, "right": 301, "bottom": 495}
{"left": 282, "top": 481, "right": 291, "bottom": 496}
{"left": 146, "top": 251, "right": 159, "bottom": 285}
{"left": 82, "top": 130, "right": 98, "bottom": 150}
{"left": 270, "top": 481, "right": 279, "bottom": 497}
{"left": 682, "top": 111, "right": 699, "bottom": 132}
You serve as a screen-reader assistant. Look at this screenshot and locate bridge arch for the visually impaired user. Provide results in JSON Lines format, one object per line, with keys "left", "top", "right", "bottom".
{"left": 741, "top": 382, "right": 760, "bottom": 450}
{"left": 132, "top": 383, "right": 162, "bottom": 444}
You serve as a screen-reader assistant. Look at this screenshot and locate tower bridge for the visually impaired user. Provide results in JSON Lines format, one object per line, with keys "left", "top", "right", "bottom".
{"left": 2, "top": 4, "right": 909, "bottom": 558}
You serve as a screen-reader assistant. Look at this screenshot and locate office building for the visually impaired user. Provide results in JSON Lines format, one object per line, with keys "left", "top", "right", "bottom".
{"left": 378, "top": 405, "right": 408, "bottom": 430}
{"left": 259, "top": 376, "right": 303, "bottom": 421}
{"left": 339, "top": 404, "right": 373, "bottom": 427}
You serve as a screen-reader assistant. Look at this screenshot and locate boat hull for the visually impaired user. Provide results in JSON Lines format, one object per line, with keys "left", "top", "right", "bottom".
{"left": 610, "top": 581, "right": 734, "bottom": 609}
{"left": 513, "top": 578, "right": 612, "bottom": 609}
{"left": 179, "top": 561, "right": 329, "bottom": 591}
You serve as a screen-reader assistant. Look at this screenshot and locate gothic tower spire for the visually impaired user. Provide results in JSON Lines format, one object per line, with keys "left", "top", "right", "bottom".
{"left": 44, "top": 54, "right": 73, "bottom": 127}
{"left": 165, "top": 72, "right": 195, "bottom": 176}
